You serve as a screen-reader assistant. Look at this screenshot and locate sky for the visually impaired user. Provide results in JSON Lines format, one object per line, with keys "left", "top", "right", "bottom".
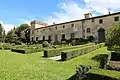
{"left": 0, "top": 0, "right": 120, "bottom": 33}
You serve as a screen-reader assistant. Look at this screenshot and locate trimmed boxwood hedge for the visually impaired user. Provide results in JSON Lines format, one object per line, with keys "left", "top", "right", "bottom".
{"left": 61, "top": 43, "right": 105, "bottom": 61}
{"left": 11, "top": 47, "right": 42, "bottom": 54}
{"left": 44, "top": 43, "right": 95, "bottom": 57}
{"left": 88, "top": 72, "right": 119, "bottom": 80}
{"left": 76, "top": 65, "right": 92, "bottom": 80}
{"left": 88, "top": 69, "right": 120, "bottom": 80}
{"left": 110, "top": 51, "right": 120, "bottom": 61}
{"left": 0, "top": 43, "right": 11, "bottom": 50}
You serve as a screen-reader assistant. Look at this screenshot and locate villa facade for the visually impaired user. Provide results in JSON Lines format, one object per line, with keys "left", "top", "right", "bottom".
{"left": 30, "top": 12, "right": 120, "bottom": 42}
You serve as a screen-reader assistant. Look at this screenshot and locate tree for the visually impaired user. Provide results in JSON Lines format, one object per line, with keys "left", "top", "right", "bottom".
{"left": 11, "top": 33, "right": 20, "bottom": 44}
{"left": 5, "top": 23, "right": 30, "bottom": 44}
{"left": 106, "top": 22, "right": 120, "bottom": 50}
{"left": 16, "top": 24, "right": 30, "bottom": 36}
{"left": 0, "top": 23, "right": 3, "bottom": 42}
{"left": 15, "top": 24, "right": 30, "bottom": 41}
{"left": 2, "top": 30, "right": 6, "bottom": 42}
{"left": 5, "top": 30, "right": 13, "bottom": 43}
{"left": 5, "top": 29, "right": 21, "bottom": 44}
{"left": 13, "top": 26, "right": 16, "bottom": 30}
{"left": 24, "top": 28, "right": 30, "bottom": 44}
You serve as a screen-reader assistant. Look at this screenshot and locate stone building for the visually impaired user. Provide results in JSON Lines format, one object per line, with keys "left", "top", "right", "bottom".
{"left": 30, "top": 12, "right": 120, "bottom": 42}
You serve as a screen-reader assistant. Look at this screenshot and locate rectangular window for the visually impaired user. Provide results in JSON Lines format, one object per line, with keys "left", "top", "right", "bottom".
{"left": 87, "top": 28, "right": 91, "bottom": 33}
{"left": 92, "top": 19, "right": 95, "bottom": 22}
{"left": 36, "top": 37, "right": 38, "bottom": 41}
{"left": 32, "top": 37, "right": 34, "bottom": 41}
{"left": 99, "top": 19, "right": 103, "bottom": 24}
{"left": 43, "top": 29, "right": 45, "bottom": 31}
{"left": 43, "top": 36, "right": 45, "bottom": 40}
{"left": 71, "top": 24, "right": 74, "bottom": 27}
{"left": 49, "top": 28, "right": 51, "bottom": 30}
{"left": 71, "top": 33, "right": 75, "bottom": 39}
{"left": 114, "top": 16, "right": 119, "bottom": 21}
{"left": 55, "top": 27, "right": 57, "bottom": 30}
{"left": 62, "top": 34, "right": 65, "bottom": 40}
{"left": 63, "top": 25, "right": 65, "bottom": 28}
{"left": 55, "top": 34, "right": 58, "bottom": 42}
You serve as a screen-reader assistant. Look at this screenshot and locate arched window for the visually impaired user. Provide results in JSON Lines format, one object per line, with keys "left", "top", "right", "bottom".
{"left": 86, "top": 28, "right": 91, "bottom": 33}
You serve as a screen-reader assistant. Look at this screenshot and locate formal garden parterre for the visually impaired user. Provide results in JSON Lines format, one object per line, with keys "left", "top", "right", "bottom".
{"left": 0, "top": 42, "right": 120, "bottom": 80}
{"left": 0, "top": 22, "right": 120, "bottom": 80}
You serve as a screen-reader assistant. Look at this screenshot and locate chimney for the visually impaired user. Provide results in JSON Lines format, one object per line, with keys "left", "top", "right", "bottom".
{"left": 109, "top": 12, "right": 110, "bottom": 14}
{"left": 84, "top": 13, "right": 92, "bottom": 19}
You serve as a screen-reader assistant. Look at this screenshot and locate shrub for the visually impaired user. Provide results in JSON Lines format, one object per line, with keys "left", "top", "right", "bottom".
{"left": 109, "top": 51, "right": 120, "bottom": 61}
{"left": 0, "top": 44, "right": 2, "bottom": 49}
{"left": 88, "top": 36, "right": 95, "bottom": 42}
{"left": 44, "top": 43, "right": 95, "bottom": 57}
{"left": 11, "top": 44, "right": 43, "bottom": 54}
{"left": 11, "top": 47, "right": 43, "bottom": 54}
{"left": 92, "top": 54, "right": 109, "bottom": 69}
{"left": 61, "top": 43, "right": 105, "bottom": 61}
{"left": 42, "top": 41, "right": 50, "bottom": 47}
{"left": 11, "top": 48, "right": 25, "bottom": 53}
{"left": 2, "top": 43, "right": 11, "bottom": 50}
{"left": 11, "top": 43, "right": 16, "bottom": 46}
{"left": 74, "top": 38, "right": 89, "bottom": 45}
{"left": 106, "top": 22, "right": 120, "bottom": 50}
{"left": 71, "top": 40, "right": 76, "bottom": 46}
{"left": 76, "top": 65, "right": 91, "bottom": 80}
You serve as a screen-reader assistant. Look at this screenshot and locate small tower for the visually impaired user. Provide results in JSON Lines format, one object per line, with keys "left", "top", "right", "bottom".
{"left": 84, "top": 13, "right": 92, "bottom": 19}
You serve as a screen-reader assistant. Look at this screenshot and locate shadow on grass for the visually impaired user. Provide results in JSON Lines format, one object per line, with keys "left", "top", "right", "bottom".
{"left": 67, "top": 73, "right": 76, "bottom": 80}
{"left": 91, "top": 54, "right": 108, "bottom": 69}
{"left": 91, "top": 54, "right": 108, "bottom": 62}
{"left": 67, "top": 73, "right": 87, "bottom": 80}
{"left": 41, "top": 56, "right": 46, "bottom": 58}
{"left": 57, "top": 59, "right": 63, "bottom": 61}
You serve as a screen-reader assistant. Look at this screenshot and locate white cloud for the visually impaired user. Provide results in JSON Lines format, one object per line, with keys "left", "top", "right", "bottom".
{"left": 3, "top": 24, "right": 15, "bottom": 34}
{"left": 84, "top": 0, "right": 120, "bottom": 14}
{"left": 45, "top": 1, "right": 95, "bottom": 25}
{"left": 19, "top": 19, "right": 32, "bottom": 26}
{"left": 0, "top": 21, "right": 15, "bottom": 34}
{"left": 45, "top": 0, "right": 120, "bottom": 25}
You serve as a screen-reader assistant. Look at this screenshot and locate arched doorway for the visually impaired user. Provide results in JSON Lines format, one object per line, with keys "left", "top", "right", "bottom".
{"left": 97, "top": 28, "right": 105, "bottom": 42}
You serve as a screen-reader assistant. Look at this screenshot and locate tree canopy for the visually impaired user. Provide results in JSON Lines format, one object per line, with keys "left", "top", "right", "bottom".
{"left": 5, "top": 23, "right": 30, "bottom": 44}
{"left": 0, "top": 23, "right": 3, "bottom": 42}
{"left": 106, "top": 22, "right": 120, "bottom": 50}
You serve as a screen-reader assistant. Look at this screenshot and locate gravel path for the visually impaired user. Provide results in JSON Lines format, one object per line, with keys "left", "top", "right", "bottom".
{"left": 49, "top": 55, "right": 61, "bottom": 60}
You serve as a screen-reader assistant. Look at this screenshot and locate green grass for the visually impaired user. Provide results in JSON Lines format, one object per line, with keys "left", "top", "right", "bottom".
{"left": 0, "top": 47, "right": 113, "bottom": 80}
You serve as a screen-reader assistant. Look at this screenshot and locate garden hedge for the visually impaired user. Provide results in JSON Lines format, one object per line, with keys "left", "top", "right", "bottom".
{"left": 0, "top": 43, "right": 11, "bottom": 50}
{"left": 105, "top": 51, "right": 120, "bottom": 71}
{"left": 11, "top": 47, "right": 42, "bottom": 54}
{"left": 61, "top": 43, "right": 105, "bottom": 61}
{"left": 76, "top": 65, "right": 92, "bottom": 80}
{"left": 110, "top": 51, "right": 120, "bottom": 61}
{"left": 44, "top": 43, "right": 95, "bottom": 57}
{"left": 88, "top": 69, "right": 120, "bottom": 80}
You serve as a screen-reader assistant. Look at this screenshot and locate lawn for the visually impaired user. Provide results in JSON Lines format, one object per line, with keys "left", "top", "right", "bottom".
{"left": 0, "top": 47, "right": 111, "bottom": 80}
